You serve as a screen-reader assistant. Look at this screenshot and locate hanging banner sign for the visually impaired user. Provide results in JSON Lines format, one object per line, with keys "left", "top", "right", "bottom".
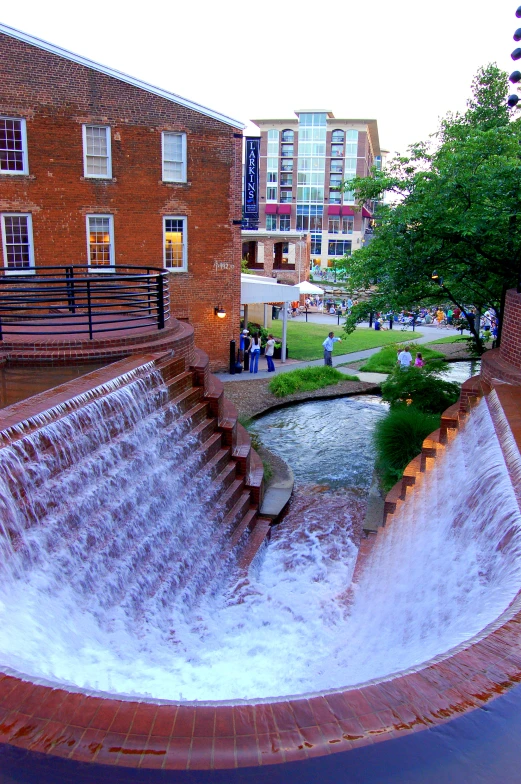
{"left": 244, "top": 137, "right": 260, "bottom": 219}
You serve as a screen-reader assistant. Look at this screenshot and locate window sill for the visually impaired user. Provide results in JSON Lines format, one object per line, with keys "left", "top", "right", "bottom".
{"left": 161, "top": 180, "right": 190, "bottom": 186}
{"left": 166, "top": 267, "right": 188, "bottom": 273}
{"left": 0, "top": 172, "right": 33, "bottom": 179}
{"left": 80, "top": 176, "right": 117, "bottom": 183}
{"left": 4, "top": 268, "right": 35, "bottom": 275}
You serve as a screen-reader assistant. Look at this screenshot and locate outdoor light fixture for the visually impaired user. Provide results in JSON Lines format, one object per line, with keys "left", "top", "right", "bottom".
{"left": 512, "top": 47, "right": 521, "bottom": 60}
{"left": 508, "top": 94, "right": 520, "bottom": 107}
{"left": 517, "top": 5, "right": 521, "bottom": 17}
{"left": 214, "top": 305, "right": 227, "bottom": 319}
{"left": 431, "top": 271, "right": 444, "bottom": 286}
{"left": 515, "top": 28, "right": 521, "bottom": 41}
{"left": 510, "top": 70, "right": 521, "bottom": 83}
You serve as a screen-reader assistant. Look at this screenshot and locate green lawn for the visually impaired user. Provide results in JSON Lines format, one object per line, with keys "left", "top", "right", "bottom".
{"left": 360, "top": 344, "right": 445, "bottom": 374}
{"left": 269, "top": 322, "right": 422, "bottom": 362}
{"left": 423, "top": 335, "right": 468, "bottom": 345}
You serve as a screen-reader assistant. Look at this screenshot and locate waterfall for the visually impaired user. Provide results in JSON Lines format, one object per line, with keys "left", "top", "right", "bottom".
{"left": 0, "top": 390, "right": 519, "bottom": 702}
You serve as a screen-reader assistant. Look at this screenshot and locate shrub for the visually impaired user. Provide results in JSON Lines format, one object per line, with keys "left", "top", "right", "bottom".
{"left": 268, "top": 366, "right": 358, "bottom": 398}
{"left": 381, "top": 366, "right": 460, "bottom": 414}
{"left": 374, "top": 407, "right": 441, "bottom": 491}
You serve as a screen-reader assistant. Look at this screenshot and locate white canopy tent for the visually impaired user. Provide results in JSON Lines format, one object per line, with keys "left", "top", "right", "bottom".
{"left": 241, "top": 274, "right": 300, "bottom": 364}
{"left": 293, "top": 280, "right": 325, "bottom": 295}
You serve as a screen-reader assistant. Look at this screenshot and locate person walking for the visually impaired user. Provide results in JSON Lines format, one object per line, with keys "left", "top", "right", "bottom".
{"left": 265, "top": 334, "right": 276, "bottom": 372}
{"left": 249, "top": 332, "right": 262, "bottom": 374}
{"left": 323, "top": 331, "right": 341, "bottom": 366}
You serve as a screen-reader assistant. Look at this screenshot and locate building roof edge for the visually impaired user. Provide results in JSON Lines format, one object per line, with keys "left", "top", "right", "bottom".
{"left": 0, "top": 23, "right": 246, "bottom": 130}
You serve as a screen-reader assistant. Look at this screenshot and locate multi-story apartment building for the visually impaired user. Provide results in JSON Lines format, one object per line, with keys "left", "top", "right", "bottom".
{"left": 251, "top": 111, "right": 381, "bottom": 274}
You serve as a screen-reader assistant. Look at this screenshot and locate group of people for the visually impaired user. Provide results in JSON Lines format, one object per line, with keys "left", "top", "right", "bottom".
{"left": 240, "top": 329, "right": 276, "bottom": 374}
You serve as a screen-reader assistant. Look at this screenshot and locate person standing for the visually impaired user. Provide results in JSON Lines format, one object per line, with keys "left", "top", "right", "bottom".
{"left": 265, "top": 334, "right": 276, "bottom": 372}
{"left": 249, "top": 332, "right": 261, "bottom": 373}
{"left": 323, "top": 331, "right": 341, "bottom": 366}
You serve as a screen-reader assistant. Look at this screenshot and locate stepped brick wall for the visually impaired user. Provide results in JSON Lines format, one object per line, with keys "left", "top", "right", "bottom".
{"left": 482, "top": 289, "right": 521, "bottom": 386}
{"left": 0, "top": 31, "right": 242, "bottom": 371}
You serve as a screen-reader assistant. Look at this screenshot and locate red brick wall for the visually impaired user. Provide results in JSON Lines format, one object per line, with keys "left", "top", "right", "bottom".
{"left": 0, "top": 33, "right": 242, "bottom": 370}
{"left": 499, "top": 289, "right": 521, "bottom": 370}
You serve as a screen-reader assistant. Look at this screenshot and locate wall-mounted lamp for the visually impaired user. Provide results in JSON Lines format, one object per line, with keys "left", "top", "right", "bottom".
{"left": 214, "top": 305, "right": 227, "bottom": 319}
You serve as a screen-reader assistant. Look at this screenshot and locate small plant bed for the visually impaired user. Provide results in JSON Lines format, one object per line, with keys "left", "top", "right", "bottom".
{"left": 360, "top": 344, "right": 445, "bottom": 374}
{"left": 268, "top": 366, "right": 359, "bottom": 398}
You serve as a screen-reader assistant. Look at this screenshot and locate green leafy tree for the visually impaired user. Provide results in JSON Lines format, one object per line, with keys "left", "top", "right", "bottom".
{"left": 338, "top": 65, "right": 521, "bottom": 354}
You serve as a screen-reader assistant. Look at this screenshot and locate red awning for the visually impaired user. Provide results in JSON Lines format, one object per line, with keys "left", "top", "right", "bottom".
{"left": 265, "top": 204, "right": 277, "bottom": 214}
{"left": 341, "top": 206, "right": 355, "bottom": 216}
{"left": 362, "top": 207, "right": 372, "bottom": 218}
{"left": 327, "top": 205, "right": 341, "bottom": 215}
{"left": 278, "top": 204, "right": 291, "bottom": 214}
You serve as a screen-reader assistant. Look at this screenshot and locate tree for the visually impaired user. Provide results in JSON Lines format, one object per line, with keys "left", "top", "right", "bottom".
{"left": 338, "top": 65, "right": 521, "bottom": 354}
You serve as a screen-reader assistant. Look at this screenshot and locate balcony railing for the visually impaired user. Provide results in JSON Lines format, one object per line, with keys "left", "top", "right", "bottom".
{"left": 0, "top": 265, "right": 170, "bottom": 339}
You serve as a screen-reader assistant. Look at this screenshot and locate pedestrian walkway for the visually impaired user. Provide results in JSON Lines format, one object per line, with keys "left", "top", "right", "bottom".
{"left": 216, "top": 323, "right": 464, "bottom": 383}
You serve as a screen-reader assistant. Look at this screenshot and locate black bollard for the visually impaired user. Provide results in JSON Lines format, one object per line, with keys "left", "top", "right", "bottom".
{"left": 229, "top": 340, "right": 236, "bottom": 374}
{"left": 389, "top": 315, "right": 393, "bottom": 330}
{"left": 369, "top": 311, "right": 373, "bottom": 328}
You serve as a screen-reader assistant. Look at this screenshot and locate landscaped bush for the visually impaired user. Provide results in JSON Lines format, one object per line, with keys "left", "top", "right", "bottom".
{"left": 374, "top": 407, "right": 441, "bottom": 491}
{"left": 381, "top": 366, "right": 460, "bottom": 414}
{"left": 268, "top": 366, "right": 358, "bottom": 398}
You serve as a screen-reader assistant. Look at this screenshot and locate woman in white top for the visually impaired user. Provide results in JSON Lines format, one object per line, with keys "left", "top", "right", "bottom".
{"left": 249, "top": 332, "right": 262, "bottom": 373}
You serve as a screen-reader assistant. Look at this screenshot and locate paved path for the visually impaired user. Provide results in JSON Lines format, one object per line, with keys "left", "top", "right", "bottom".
{"left": 216, "top": 322, "right": 464, "bottom": 383}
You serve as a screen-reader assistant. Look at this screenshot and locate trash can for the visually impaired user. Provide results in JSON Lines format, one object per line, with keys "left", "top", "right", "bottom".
{"left": 272, "top": 306, "right": 281, "bottom": 320}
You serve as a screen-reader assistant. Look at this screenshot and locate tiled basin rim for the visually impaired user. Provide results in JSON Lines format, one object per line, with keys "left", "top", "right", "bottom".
{"left": 1, "top": 385, "right": 521, "bottom": 771}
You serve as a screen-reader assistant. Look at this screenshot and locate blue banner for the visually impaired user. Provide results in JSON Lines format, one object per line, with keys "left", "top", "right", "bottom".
{"left": 244, "top": 137, "right": 259, "bottom": 220}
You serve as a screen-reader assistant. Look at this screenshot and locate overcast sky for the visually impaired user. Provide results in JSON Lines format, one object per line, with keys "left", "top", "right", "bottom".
{"left": 1, "top": 0, "right": 519, "bottom": 156}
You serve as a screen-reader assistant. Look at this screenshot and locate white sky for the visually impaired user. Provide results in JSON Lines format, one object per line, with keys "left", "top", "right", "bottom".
{"left": 1, "top": 0, "right": 519, "bottom": 155}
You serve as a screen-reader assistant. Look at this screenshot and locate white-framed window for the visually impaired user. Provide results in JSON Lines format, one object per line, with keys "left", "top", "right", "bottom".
{"left": 83, "top": 125, "right": 112, "bottom": 178}
{"left": 0, "top": 118, "right": 29, "bottom": 175}
{"left": 266, "top": 186, "right": 277, "bottom": 201}
{"left": 86, "top": 215, "right": 115, "bottom": 270}
{"left": 162, "top": 132, "right": 187, "bottom": 182}
{"left": 266, "top": 214, "right": 277, "bottom": 231}
{"left": 1, "top": 213, "right": 34, "bottom": 273}
{"left": 164, "top": 216, "right": 187, "bottom": 271}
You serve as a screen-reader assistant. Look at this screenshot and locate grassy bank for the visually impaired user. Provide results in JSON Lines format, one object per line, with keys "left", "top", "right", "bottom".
{"left": 360, "top": 344, "right": 445, "bottom": 374}
{"left": 268, "top": 322, "right": 422, "bottom": 362}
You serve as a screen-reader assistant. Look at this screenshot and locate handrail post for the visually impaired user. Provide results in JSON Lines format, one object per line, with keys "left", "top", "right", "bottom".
{"left": 147, "top": 268, "right": 151, "bottom": 315}
{"left": 157, "top": 274, "right": 165, "bottom": 330}
{"left": 66, "top": 266, "right": 76, "bottom": 314}
{"left": 0, "top": 315, "right": 3, "bottom": 341}
{"left": 87, "top": 280, "right": 93, "bottom": 339}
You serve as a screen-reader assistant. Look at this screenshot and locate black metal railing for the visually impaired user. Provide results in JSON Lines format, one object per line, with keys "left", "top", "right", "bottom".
{"left": 0, "top": 265, "right": 171, "bottom": 340}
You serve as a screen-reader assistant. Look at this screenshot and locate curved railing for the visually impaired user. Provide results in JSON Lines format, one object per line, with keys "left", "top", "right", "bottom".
{"left": 0, "top": 265, "right": 171, "bottom": 339}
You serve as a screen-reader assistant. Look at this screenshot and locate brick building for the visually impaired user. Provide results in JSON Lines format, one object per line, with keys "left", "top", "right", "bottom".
{"left": 247, "top": 111, "right": 381, "bottom": 275}
{"left": 0, "top": 24, "right": 244, "bottom": 370}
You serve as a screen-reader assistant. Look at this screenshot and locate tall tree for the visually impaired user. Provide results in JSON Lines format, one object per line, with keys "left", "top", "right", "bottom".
{"left": 338, "top": 65, "right": 521, "bottom": 352}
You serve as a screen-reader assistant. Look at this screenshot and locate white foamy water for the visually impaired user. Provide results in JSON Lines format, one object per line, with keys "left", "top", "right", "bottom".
{"left": 0, "top": 388, "right": 520, "bottom": 701}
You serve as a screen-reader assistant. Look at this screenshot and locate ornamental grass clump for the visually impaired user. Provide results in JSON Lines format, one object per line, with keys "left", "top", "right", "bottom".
{"left": 374, "top": 406, "right": 441, "bottom": 491}
{"left": 268, "top": 366, "right": 358, "bottom": 398}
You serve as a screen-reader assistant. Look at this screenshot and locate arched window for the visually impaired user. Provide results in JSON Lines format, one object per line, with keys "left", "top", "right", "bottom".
{"left": 281, "top": 129, "right": 294, "bottom": 143}
{"left": 331, "top": 129, "right": 345, "bottom": 144}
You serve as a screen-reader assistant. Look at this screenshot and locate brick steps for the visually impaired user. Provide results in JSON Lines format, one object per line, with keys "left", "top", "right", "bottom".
{"left": 238, "top": 518, "right": 271, "bottom": 570}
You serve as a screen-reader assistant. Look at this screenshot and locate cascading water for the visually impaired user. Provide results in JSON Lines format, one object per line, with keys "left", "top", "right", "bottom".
{"left": 0, "top": 385, "right": 520, "bottom": 703}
